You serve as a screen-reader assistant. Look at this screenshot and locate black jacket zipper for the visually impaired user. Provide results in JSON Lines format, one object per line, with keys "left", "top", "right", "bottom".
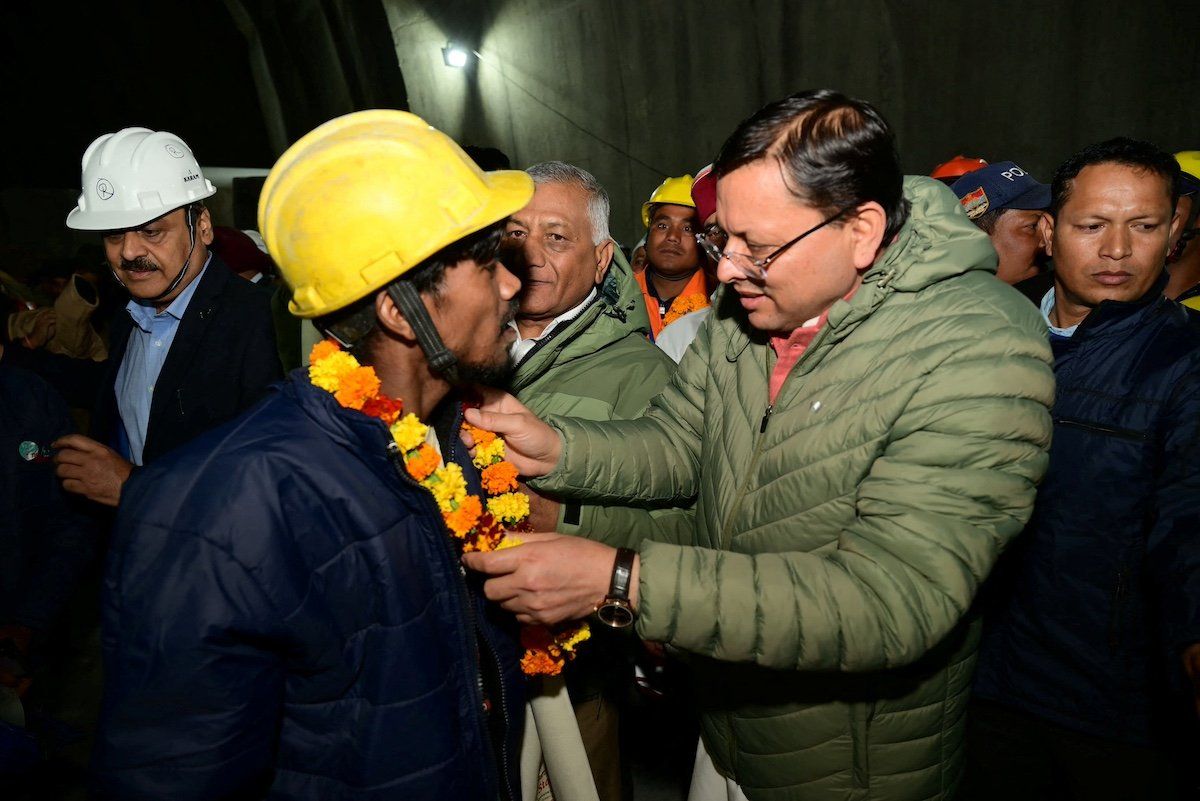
{"left": 1054, "top": 417, "right": 1147, "bottom": 442}
{"left": 1108, "top": 568, "right": 1129, "bottom": 651}
{"left": 443, "top": 407, "right": 517, "bottom": 801}
{"left": 385, "top": 437, "right": 513, "bottom": 801}
{"left": 512, "top": 294, "right": 602, "bottom": 374}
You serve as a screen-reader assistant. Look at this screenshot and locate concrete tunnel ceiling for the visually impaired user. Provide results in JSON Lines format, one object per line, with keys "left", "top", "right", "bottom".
{"left": 2, "top": 0, "right": 1198, "bottom": 251}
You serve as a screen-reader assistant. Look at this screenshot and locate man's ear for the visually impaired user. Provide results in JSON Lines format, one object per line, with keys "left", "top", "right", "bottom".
{"left": 375, "top": 289, "right": 418, "bottom": 344}
{"left": 594, "top": 240, "right": 614, "bottom": 285}
{"left": 849, "top": 201, "right": 887, "bottom": 270}
{"left": 196, "top": 207, "right": 214, "bottom": 246}
{"left": 1038, "top": 212, "right": 1056, "bottom": 258}
{"left": 1168, "top": 204, "right": 1184, "bottom": 249}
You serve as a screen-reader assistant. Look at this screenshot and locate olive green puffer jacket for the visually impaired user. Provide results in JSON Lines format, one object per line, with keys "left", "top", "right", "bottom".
{"left": 534, "top": 178, "right": 1055, "bottom": 801}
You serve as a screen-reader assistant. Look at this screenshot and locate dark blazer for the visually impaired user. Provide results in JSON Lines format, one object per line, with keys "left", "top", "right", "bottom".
{"left": 6, "top": 254, "right": 282, "bottom": 464}
{"left": 94, "top": 375, "right": 524, "bottom": 800}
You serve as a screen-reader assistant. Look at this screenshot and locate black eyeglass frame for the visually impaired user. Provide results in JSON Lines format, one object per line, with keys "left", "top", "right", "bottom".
{"left": 695, "top": 203, "right": 859, "bottom": 279}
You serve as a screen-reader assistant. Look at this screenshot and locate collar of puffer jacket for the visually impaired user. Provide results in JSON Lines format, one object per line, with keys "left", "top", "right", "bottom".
{"left": 821, "top": 177, "right": 994, "bottom": 340}
{"left": 278, "top": 368, "right": 414, "bottom": 486}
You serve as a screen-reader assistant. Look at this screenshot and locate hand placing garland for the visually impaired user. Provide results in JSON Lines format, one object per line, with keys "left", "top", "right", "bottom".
{"left": 308, "top": 339, "right": 590, "bottom": 676}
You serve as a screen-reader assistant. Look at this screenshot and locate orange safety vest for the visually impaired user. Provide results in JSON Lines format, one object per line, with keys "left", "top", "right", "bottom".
{"left": 635, "top": 269, "right": 710, "bottom": 339}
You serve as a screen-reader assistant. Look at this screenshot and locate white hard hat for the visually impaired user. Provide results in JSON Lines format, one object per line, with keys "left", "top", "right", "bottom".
{"left": 66, "top": 127, "right": 216, "bottom": 231}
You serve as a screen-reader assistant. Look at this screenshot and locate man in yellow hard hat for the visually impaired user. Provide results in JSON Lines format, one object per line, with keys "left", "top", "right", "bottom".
{"left": 93, "top": 110, "right": 533, "bottom": 801}
{"left": 1167, "top": 150, "right": 1200, "bottom": 308}
{"left": 635, "top": 174, "right": 709, "bottom": 339}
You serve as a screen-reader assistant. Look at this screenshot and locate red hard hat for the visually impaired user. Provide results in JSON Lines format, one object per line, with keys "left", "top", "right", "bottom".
{"left": 931, "top": 155, "right": 988, "bottom": 181}
{"left": 691, "top": 164, "right": 717, "bottom": 224}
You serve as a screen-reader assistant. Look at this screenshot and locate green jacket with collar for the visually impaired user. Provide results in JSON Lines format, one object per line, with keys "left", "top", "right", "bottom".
{"left": 533, "top": 178, "right": 1056, "bottom": 800}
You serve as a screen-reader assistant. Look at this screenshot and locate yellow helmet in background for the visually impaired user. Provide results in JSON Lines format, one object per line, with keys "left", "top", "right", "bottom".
{"left": 1175, "top": 151, "right": 1200, "bottom": 194}
{"left": 641, "top": 174, "right": 695, "bottom": 228}
{"left": 259, "top": 109, "right": 533, "bottom": 318}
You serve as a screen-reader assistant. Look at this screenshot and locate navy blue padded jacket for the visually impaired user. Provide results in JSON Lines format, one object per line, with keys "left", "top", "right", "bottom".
{"left": 975, "top": 281, "right": 1200, "bottom": 747}
{"left": 92, "top": 371, "right": 523, "bottom": 800}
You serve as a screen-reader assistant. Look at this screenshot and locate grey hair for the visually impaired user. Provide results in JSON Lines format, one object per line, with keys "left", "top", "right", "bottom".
{"left": 525, "top": 161, "right": 611, "bottom": 245}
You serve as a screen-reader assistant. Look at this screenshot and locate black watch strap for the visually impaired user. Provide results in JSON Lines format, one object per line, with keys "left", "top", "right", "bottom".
{"left": 608, "top": 548, "right": 636, "bottom": 601}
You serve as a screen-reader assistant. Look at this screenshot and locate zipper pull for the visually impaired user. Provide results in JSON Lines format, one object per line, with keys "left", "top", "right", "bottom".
{"left": 759, "top": 404, "right": 773, "bottom": 433}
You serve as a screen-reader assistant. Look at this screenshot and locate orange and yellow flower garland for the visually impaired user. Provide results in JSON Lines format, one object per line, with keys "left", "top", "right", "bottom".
{"left": 308, "top": 339, "right": 590, "bottom": 675}
{"left": 662, "top": 292, "right": 709, "bottom": 327}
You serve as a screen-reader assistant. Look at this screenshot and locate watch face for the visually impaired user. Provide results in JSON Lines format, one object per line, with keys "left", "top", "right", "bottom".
{"left": 597, "top": 602, "right": 635, "bottom": 628}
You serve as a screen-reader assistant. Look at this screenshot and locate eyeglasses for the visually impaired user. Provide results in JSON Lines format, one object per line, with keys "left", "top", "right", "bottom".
{"left": 694, "top": 204, "right": 857, "bottom": 280}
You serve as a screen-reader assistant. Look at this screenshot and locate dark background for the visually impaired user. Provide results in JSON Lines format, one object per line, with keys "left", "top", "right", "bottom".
{"left": 2, "top": 0, "right": 1198, "bottom": 252}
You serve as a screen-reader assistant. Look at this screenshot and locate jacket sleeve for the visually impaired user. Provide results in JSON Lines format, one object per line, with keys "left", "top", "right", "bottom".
{"left": 1146, "top": 364, "right": 1200, "bottom": 656}
{"left": 559, "top": 504, "right": 696, "bottom": 549}
{"left": 634, "top": 333, "right": 1054, "bottom": 671}
{"left": 552, "top": 346, "right": 697, "bottom": 547}
{"left": 532, "top": 315, "right": 711, "bottom": 505}
{"left": 93, "top": 516, "right": 284, "bottom": 800}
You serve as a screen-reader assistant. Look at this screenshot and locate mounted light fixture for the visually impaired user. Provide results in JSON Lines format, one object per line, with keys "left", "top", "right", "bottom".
{"left": 442, "top": 42, "right": 469, "bottom": 68}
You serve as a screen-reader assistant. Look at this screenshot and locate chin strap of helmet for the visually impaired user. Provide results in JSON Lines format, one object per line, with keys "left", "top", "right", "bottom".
{"left": 385, "top": 281, "right": 460, "bottom": 382}
{"left": 109, "top": 206, "right": 199, "bottom": 302}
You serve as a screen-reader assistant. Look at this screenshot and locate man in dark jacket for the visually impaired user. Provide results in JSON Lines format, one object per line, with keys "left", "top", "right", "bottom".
{"left": 0, "top": 127, "right": 281, "bottom": 506}
{"left": 967, "top": 138, "right": 1200, "bottom": 801}
{"left": 93, "top": 110, "right": 534, "bottom": 800}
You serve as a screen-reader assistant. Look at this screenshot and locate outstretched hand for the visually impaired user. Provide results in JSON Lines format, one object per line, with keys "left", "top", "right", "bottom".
{"left": 462, "top": 532, "right": 638, "bottom": 626}
{"left": 463, "top": 388, "right": 562, "bottom": 478}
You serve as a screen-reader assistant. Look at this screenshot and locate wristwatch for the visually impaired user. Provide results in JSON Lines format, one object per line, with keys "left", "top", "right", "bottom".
{"left": 595, "top": 548, "right": 637, "bottom": 628}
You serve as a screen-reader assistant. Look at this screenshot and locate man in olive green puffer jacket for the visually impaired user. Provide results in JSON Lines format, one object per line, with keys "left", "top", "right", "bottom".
{"left": 466, "top": 91, "right": 1055, "bottom": 801}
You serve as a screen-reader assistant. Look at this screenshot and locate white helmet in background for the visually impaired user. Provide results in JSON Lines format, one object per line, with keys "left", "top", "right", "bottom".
{"left": 66, "top": 127, "right": 216, "bottom": 231}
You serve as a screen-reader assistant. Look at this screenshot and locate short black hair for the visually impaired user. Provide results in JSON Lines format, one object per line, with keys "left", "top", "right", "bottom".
{"left": 972, "top": 208, "right": 1004, "bottom": 235}
{"left": 1049, "top": 137, "right": 1180, "bottom": 217}
{"left": 314, "top": 222, "right": 504, "bottom": 360}
{"left": 714, "top": 89, "right": 910, "bottom": 243}
{"left": 463, "top": 145, "right": 512, "bottom": 171}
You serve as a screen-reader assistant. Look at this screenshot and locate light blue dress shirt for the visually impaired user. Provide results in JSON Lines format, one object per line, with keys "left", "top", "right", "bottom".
{"left": 1039, "top": 287, "right": 1079, "bottom": 338}
{"left": 115, "top": 255, "right": 211, "bottom": 465}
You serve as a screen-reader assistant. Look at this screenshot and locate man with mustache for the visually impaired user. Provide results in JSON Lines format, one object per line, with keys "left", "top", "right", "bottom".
{"left": 634, "top": 174, "right": 710, "bottom": 339}
{"left": 93, "top": 111, "right": 532, "bottom": 800}
{"left": 965, "top": 138, "right": 1200, "bottom": 801}
{"left": 0, "top": 127, "right": 280, "bottom": 506}
{"left": 462, "top": 90, "right": 1055, "bottom": 800}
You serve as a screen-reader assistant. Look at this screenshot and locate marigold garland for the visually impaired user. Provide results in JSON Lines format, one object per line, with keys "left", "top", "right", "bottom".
{"left": 308, "top": 339, "right": 589, "bottom": 676}
{"left": 662, "top": 292, "right": 709, "bottom": 327}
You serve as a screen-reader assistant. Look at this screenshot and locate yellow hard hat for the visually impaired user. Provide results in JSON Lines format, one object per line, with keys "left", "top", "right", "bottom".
{"left": 259, "top": 110, "right": 534, "bottom": 318}
{"left": 1176, "top": 151, "right": 1200, "bottom": 193}
{"left": 641, "top": 174, "right": 695, "bottom": 228}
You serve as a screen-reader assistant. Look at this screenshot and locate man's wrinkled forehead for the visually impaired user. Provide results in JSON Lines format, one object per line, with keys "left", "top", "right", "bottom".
{"left": 1061, "top": 162, "right": 1176, "bottom": 217}
{"left": 514, "top": 181, "right": 588, "bottom": 227}
{"left": 100, "top": 206, "right": 187, "bottom": 237}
